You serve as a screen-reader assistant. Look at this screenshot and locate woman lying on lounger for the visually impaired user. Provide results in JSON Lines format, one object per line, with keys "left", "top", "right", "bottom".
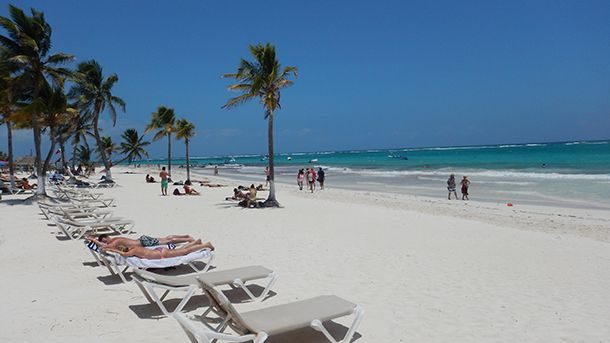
{"left": 86, "top": 234, "right": 195, "bottom": 249}
{"left": 105, "top": 239, "right": 214, "bottom": 259}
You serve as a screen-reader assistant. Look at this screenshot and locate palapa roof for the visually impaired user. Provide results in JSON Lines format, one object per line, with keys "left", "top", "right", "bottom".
{"left": 15, "top": 155, "right": 36, "bottom": 166}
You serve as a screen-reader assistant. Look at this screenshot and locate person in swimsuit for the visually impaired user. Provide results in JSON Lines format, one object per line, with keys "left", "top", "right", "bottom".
{"left": 183, "top": 180, "right": 200, "bottom": 195}
{"left": 460, "top": 176, "right": 471, "bottom": 200}
{"left": 105, "top": 239, "right": 215, "bottom": 259}
{"left": 264, "top": 166, "right": 270, "bottom": 188}
{"left": 447, "top": 174, "right": 458, "bottom": 200}
{"left": 317, "top": 167, "right": 325, "bottom": 190}
{"left": 297, "top": 169, "right": 305, "bottom": 190}
{"left": 159, "top": 167, "right": 169, "bottom": 196}
{"left": 86, "top": 234, "right": 195, "bottom": 249}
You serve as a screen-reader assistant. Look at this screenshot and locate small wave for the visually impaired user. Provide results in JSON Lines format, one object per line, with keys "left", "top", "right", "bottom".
{"left": 583, "top": 141, "right": 609, "bottom": 145}
{"left": 565, "top": 142, "right": 582, "bottom": 145}
{"left": 326, "top": 168, "right": 610, "bottom": 181}
{"left": 525, "top": 144, "right": 546, "bottom": 147}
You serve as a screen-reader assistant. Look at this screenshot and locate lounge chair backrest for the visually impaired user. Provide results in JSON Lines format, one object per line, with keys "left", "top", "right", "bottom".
{"left": 199, "top": 280, "right": 254, "bottom": 335}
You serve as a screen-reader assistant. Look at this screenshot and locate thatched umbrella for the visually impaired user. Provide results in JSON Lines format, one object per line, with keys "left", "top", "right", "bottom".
{"left": 15, "top": 155, "right": 36, "bottom": 166}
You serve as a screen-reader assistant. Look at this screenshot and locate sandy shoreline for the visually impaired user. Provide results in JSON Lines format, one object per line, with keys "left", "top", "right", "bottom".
{"left": 1, "top": 166, "right": 610, "bottom": 342}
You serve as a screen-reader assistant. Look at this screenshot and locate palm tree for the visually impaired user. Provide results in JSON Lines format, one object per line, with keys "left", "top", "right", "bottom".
{"left": 69, "top": 60, "right": 125, "bottom": 182}
{"left": 0, "top": 4, "right": 74, "bottom": 195}
{"left": 0, "top": 52, "right": 18, "bottom": 187}
{"left": 145, "top": 105, "right": 176, "bottom": 176}
{"left": 75, "top": 144, "right": 91, "bottom": 168}
{"left": 35, "top": 84, "right": 75, "bottom": 175}
{"left": 99, "top": 136, "right": 115, "bottom": 162}
{"left": 70, "top": 111, "right": 94, "bottom": 168}
{"left": 222, "top": 43, "right": 297, "bottom": 207}
{"left": 175, "top": 119, "right": 196, "bottom": 181}
{"left": 117, "top": 128, "right": 149, "bottom": 164}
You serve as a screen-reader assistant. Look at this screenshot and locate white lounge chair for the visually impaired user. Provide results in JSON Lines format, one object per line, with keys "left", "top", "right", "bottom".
{"left": 86, "top": 242, "right": 215, "bottom": 283}
{"left": 53, "top": 217, "right": 134, "bottom": 240}
{"left": 174, "top": 280, "right": 364, "bottom": 343}
{"left": 41, "top": 205, "right": 114, "bottom": 221}
{"left": 132, "top": 266, "right": 278, "bottom": 316}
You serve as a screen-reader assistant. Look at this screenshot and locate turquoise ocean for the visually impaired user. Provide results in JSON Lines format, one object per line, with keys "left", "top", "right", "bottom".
{"left": 141, "top": 140, "right": 610, "bottom": 209}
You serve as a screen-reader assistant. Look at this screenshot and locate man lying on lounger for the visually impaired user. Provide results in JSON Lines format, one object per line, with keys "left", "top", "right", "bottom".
{"left": 105, "top": 239, "right": 214, "bottom": 259}
{"left": 86, "top": 234, "right": 195, "bottom": 249}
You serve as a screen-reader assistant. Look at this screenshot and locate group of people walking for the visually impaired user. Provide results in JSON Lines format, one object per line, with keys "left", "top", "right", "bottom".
{"left": 297, "top": 167, "right": 325, "bottom": 193}
{"left": 447, "top": 174, "right": 470, "bottom": 200}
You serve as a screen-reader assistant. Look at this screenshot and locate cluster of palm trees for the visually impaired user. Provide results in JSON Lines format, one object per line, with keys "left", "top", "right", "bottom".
{"left": 145, "top": 106, "right": 196, "bottom": 181}
{"left": 0, "top": 5, "right": 149, "bottom": 195}
{"left": 1, "top": 5, "right": 297, "bottom": 207}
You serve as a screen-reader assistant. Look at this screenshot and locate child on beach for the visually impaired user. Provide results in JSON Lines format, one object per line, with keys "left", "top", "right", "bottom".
{"left": 460, "top": 176, "right": 470, "bottom": 200}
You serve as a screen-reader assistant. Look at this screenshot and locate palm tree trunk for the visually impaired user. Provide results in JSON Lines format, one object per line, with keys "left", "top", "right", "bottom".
{"left": 168, "top": 133, "right": 172, "bottom": 177}
{"left": 32, "top": 115, "right": 46, "bottom": 196}
{"left": 43, "top": 134, "right": 57, "bottom": 177}
{"left": 265, "top": 112, "right": 278, "bottom": 206}
{"left": 92, "top": 111, "right": 113, "bottom": 181}
{"left": 185, "top": 140, "right": 190, "bottom": 181}
{"left": 6, "top": 120, "right": 15, "bottom": 188}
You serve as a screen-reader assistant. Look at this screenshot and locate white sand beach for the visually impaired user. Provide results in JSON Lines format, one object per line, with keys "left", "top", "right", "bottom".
{"left": 1, "top": 166, "right": 610, "bottom": 342}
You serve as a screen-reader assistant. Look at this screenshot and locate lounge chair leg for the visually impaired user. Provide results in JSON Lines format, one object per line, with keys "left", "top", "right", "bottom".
{"left": 134, "top": 279, "right": 198, "bottom": 316}
{"left": 232, "top": 272, "right": 278, "bottom": 302}
{"left": 310, "top": 305, "right": 364, "bottom": 343}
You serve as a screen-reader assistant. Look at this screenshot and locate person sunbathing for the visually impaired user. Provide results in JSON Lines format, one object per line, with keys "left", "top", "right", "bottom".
{"left": 226, "top": 188, "right": 247, "bottom": 201}
{"left": 86, "top": 234, "right": 195, "bottom": 249}
{"left": 183, "top": 180, "right": 200, "bottom": 195}
{"left": 105, "top": 239, "right": 214, "bottom": 259}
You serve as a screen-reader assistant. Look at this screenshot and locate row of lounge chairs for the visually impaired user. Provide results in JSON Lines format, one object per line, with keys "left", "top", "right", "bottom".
{"left": 38, "top": 182, "right": 364, "bottom": 343}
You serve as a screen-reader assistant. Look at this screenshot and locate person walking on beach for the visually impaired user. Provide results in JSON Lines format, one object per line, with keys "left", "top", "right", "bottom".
{"left": 460, "top": 176, "right": 470, "bottom": 200}
{"left": 308, "top": 168, "right": 317, "bottom": 193}
{"left": 447, "top": 174, "right": 458, "bottom": 200}
{"left": 214, "top": 165, "right": 219, "bottom": 176}
{"left": 159, "top": 167, "right": 169, "bottom": 196}
{"left": 317, "top": 167, "right": 325, "bottom": 190}
{"left": 297, "top": 169, "right": 305, "bottom": 190}
{"left": 264, "top": 166, "right": 270, "bottom": 188}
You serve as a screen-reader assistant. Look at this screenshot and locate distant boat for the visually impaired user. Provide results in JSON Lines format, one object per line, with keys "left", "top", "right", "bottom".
{"left": 388, "top": 154, "right": 408, "bottom": 160}
{"left": 309, "top": 158, "right": 318, "bottom": 163}
{"left": 287, "top": 157, "right": 292, "bottom": 160}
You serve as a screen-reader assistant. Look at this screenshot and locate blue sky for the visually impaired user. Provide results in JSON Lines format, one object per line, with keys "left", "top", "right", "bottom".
{"left": 1, "top": 0, "right": 609, "bottom": 159}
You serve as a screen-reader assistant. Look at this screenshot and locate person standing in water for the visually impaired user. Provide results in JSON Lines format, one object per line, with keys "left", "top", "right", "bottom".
{"left": 460, "top": 176, "right": 471, "bottom": 200}
{"left": 447, "top": 174, "right": 458, "bottom": 200}
{"left": 159, "top": 167, "right": 169, "bottom": 196}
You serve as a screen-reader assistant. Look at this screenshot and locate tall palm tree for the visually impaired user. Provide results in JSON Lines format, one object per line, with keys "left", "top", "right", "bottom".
{"left": 75, "top": 144, "right": 91, "bottom": 168}
{"left": 222, "top": 43, "right": 297, "bottom": 207}
{"left": 0, "top": 51, "right": 18, "bottom": 187}
{"left": 70, "top": 111, "right": 94, "bottom": 167}
{"left": 99, "top": 136, "right": 116, "bottom": 161}
{"left": 117, "top": 128, "right": 149, "bottom": 164}
{"left": 69, "top": 60, "right": 125, "bottom": 182}
{"left": 0, "top": 4, "right": 74, "bottom": 195}
{"left": 145, "top": 105, "right": 176, "bottom": 176}
{"left": 175, "top": 118, "right": 196, "bottom": 181}
{"left": 37, "top": 84, "right": 75, "bottom": 174}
